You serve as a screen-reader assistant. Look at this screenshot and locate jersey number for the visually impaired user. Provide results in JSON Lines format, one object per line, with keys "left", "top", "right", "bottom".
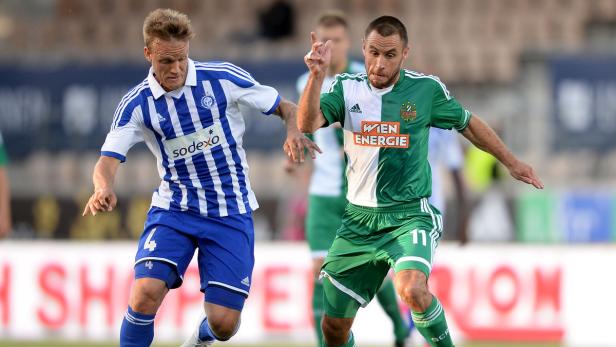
{"left": 410, "top": 229, "right": 427, "bottom": 247}
{"left": 144, "top": 228, "right": 157, "bottom": 252}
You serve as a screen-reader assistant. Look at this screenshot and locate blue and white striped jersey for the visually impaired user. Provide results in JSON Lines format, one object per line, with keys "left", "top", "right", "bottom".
{"left": 101, "top": 59, "right": 281, "bottom": 217}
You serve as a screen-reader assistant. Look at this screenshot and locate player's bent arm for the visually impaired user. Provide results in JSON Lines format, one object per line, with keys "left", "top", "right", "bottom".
{"left": 83, "top": 156, "right": 121, "bottom": 216}
{"left": 461, "top": 115, "right": 544, "bottom": 189}
{"left": 274, "top": 98, "right": 321, "bottom": 163}
{"left": 297, "top": 74, "right": 327, "bottom": 134}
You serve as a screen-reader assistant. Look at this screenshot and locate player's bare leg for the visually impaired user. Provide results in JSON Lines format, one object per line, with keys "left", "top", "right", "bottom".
{"left": 182, "top": 294, "right": 245, "bottom": 346}
{"left": 395, "top": 270, "right": 454, "bottom": 346}
{"left": 204, "top": 302, "right": 242, "bottom": 340}
{"left": 121, "top": 278, "right": 168, "bottom": 347}
{"left": 321, "top": 315, "right": 354, "bottom": 347}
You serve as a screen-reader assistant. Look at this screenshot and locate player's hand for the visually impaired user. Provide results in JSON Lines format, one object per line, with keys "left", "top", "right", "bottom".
{"left": 284, "top": 130, "right": 321, "bottom": 163}
{"left": 304, "top": 32, "right": 332, "bottom": 78}
{"left": 82, "top": 187, "right": 118, "bottom": 216}
{"left": 508, "top": 160, "right": 544, "bottom": 189}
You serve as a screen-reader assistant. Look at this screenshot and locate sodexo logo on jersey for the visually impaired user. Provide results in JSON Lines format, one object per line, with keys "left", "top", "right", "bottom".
{"left": 165, "top": 124, "right": 223, "bottom": 160}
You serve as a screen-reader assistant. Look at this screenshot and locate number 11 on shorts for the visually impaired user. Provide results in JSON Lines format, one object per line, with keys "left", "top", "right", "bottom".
{"left": 410, "top": 229, "right": 426, "bottom": 247}
{"left": 144, "top": 228, "right": 157, "bottom": 251}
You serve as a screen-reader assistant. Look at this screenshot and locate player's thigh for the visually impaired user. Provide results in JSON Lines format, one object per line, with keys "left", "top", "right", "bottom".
{"left": 386, "top": 212, "right": 442, "bottom": 279}
{"left": 197, "top": 212, "right": 255, "bottom": 311}
{"left": 134, "top": 209, "right": 197, "bottom": 289}
{"left": 321, "top": 235, "right": 390, "bottom": 318}
{"left": 306, "top": 195, "right": 345, "bottom": 258}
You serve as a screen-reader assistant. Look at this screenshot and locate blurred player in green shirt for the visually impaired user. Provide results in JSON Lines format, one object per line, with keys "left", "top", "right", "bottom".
{"left": 295, "top": 13, "right": 408, "bottom": 347}
{"left": 299, "top": 16, "right": 543, "bottom": 347}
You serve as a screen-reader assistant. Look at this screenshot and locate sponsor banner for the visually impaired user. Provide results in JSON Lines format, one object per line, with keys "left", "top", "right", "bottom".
{"left": 550, "top": 55, "right": 616, "bottom": 150}
{"left": 0, "top": 242, "right": 614, "bottom": 346}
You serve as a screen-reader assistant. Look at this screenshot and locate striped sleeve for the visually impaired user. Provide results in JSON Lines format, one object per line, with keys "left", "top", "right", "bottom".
{"left": 198, "top": 62, "right": 281, "bottom": 115}
{"left": 101, "top": 95, "right": 145, "bottom": 163}
{"left": 429, "top": 79, "right": 471, "bottom": 132}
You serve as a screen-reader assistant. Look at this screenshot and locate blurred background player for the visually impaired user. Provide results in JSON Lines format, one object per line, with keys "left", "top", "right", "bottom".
{"left": 428, "top": 128, "right": 468, "bottom": 244}
{"left": 299, "top": 15, "right": 543, "bottom": 347}
{"left": 294, "top": 12, "right": 409, "bottom": 347}
{"left": 0, "top": 130, "right": 11, "bottom": 239}
{"left": 82, "top": 8, "right": 318, "bottom": 347}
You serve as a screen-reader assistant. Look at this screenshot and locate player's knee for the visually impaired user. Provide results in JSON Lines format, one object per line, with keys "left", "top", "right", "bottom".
{"left": 321, "top": 315, "right": 352, "bottom": 341}
{"left": 397, "top": 273, "right": 430, "bottom": 311}
{"left": 129, "top": 279, "right": 167, "bottom": 314}
{"left": 207, "top": 314, "right": 240, "bottom": 341}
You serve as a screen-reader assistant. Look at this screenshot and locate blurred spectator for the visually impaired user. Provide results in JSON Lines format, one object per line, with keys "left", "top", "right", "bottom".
{"left": 259, "top": 0, "right": 294, "bottom": 40}
{"left": 428, "top": 128, "right": 469, "bottom": 243}
{"left": 0, "top": 130, "right": 11, "bottom": 238}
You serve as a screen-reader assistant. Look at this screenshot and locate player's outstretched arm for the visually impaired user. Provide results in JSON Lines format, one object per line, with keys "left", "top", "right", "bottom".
{"left": 275, "top": 98, "right": 321, "bottom": 163}
{"left": 82, "top": 156, "right": 121, "bottom": 216}
{"left": 461, "top": 116, "right": 544, "bottom": 189}
{"left": 298, "top": 32, "right": 331, "bottom": 134}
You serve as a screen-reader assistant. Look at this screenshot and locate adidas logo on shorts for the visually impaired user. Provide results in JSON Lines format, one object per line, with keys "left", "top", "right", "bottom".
{"left": 241, "top": 277, "right": 250, "bottom": 286}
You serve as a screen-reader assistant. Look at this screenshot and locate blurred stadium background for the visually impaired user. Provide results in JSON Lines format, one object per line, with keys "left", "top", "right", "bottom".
{"left": 0, "top": 0, "right": 615, "bottom": 346}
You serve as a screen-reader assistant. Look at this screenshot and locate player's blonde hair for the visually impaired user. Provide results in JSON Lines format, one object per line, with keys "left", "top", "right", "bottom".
{"left": 143, "top": 8, "right": 194, "bottom": 48}
{"left": 317, "top": 11, "right": 348, "bottom": 29}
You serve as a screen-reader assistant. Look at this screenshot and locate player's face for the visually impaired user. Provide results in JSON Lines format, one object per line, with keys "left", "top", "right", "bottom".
{"left": 362, "top": 31, "right": 409, "bottom": 89}
{"left": 144, "top": 38, "right": 189, "bottom": 92}
{"left": 316, "top": 25, "right": 350, "bottom": 68}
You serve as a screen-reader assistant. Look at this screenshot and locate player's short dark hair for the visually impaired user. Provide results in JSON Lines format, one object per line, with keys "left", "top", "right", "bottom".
{"left": 143, "top": 8, "right": 195, "bottom": 48}
{"left": 364, "top": 16, "right": 408, "bottom": 45}
{"left": 317, "top": 11, "right": 348, "bottom": 29}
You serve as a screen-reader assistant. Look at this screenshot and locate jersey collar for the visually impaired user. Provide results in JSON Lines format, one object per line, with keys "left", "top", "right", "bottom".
{"left": 367, "top": 70, "right": 405, "bottom": 95}
{"left": 148, "top": 58, "right": 197, "bottom": 99}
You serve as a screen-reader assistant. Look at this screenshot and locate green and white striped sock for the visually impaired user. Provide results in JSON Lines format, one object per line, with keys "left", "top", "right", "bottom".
{"left": 411, "top": 296, "right": 454, "bottom": 347}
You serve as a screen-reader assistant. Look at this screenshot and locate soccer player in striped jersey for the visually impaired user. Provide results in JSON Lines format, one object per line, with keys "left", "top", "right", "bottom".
{"left": 299, "top": 16, "right": 543, "bottom": 347}
{"left": 82, "top": 9, "right": 319, "bottom": 347}
{"left": 295, "top": 12, "right": 408, "bottom": 347}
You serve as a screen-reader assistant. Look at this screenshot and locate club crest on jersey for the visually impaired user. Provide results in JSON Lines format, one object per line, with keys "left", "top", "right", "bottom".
{"left": 201, "top": 94, "right": 215, "bottom": 110}
{"left": 401, "top": 101, "right": 417, "bottom": 122}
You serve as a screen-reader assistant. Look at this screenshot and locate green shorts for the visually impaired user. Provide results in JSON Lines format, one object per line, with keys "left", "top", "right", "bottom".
{"left": 321, "top": 198, "right": 443, "bottom": 318}
{"left": 305, "top": 194, "right": 347, "bottom": 258}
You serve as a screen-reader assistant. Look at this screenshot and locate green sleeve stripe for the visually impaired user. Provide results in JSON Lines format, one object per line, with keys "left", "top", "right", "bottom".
{"left": 456, "top": 110, "right": 472, "bottom": 132}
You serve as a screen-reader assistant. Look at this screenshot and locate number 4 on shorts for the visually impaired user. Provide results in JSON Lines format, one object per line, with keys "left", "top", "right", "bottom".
{"left": 410, "top": 229, "right": 427, "bottom": 247}
{"left": 144, "top": 228, "right": 157, "bottom": 251}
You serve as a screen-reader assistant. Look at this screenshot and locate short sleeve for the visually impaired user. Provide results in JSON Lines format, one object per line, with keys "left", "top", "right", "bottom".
{"left": 101, "top": 103, "right": 145, "bottom": 163}
{"left": 220, "top": 65, "right": 281, "bottom": 115}
{"left": 0, "top": 132, "right": 7, "bottom": 166}
{"left": 320, "top": 76, "right": 346, "bottom": 126}
{"left": 430, "top": 80, "right": 472, "bottom": 132}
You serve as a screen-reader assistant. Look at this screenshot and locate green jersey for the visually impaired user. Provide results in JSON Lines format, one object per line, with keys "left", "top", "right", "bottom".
{"left": 320, "top": 69, "right": 471, "bottom": 208}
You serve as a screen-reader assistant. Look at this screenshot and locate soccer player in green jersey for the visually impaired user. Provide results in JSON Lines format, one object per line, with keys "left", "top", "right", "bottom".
{"left": 0, "top": 131, "right": 10, "bottom": 239}
{"left": 295, "top": 13, "right": 408, "bottom": 347}
{"left": 298, "top": 16, "right": 543, "bottom": 347}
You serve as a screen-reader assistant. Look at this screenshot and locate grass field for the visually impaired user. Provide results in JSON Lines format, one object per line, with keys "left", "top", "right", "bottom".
{"left": 0, "top": 342, "right": 567, "bottom": 347}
